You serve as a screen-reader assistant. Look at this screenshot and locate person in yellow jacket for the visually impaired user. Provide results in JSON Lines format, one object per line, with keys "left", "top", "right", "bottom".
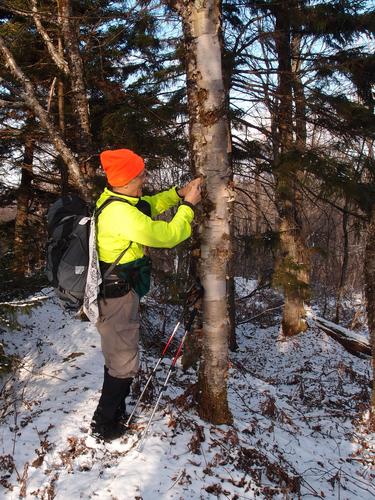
{"left": 91, "top": 148, "right": 202, "bottom": 441}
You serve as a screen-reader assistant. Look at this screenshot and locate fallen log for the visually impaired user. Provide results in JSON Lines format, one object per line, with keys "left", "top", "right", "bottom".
{"left": 307, "top": 313, "right": 371, "bottom": 359}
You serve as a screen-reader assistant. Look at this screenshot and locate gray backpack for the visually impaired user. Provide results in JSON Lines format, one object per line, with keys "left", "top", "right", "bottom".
{"left": 46, "top": 194, "right": 132, "bottom": 309}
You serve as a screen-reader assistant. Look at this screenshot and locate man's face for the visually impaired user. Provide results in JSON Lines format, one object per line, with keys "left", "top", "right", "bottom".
{"left": 128, "top": 169, "right": 147, "bottom": 196}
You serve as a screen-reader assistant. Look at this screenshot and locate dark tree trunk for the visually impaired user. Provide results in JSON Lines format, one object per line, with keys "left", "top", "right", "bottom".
{"left": 335, "top": 199, "right": 350, "bottom": 323}
{"left": 291, "top": 33, "right": 307, "bottom": 148}
{"left": 59, "top": 0, "right": 95, "bottom": 180}
{"left": 13, "top": 118, "right": 35, "bottom": 277}
{"left": 223, "top": 42, "right": 237, "bottom": 353}
{"left": 364, "top": 206, "right": 375, "bottom": 429}
{"left": 273, "top": 1, "right": 309, "bottom": 337}
{"left": 227, "top": 275, "right": 238, "bottom": 351}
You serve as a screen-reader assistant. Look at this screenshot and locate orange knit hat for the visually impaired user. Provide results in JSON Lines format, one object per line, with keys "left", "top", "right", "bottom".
{"left": 100, "top": 149, "right": 144, "bottom": 187}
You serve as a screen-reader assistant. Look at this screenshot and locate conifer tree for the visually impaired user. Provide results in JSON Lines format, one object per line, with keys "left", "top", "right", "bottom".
{"left": 0, "top": 0, "right": 189, "bottom": 276}
{"left": 223, "top": 0, "right": 375, "bottom": 338}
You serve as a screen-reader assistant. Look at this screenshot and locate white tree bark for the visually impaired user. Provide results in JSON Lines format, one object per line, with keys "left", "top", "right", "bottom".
{"left": 173, "top": 0, "right": 232, "bottom": 424}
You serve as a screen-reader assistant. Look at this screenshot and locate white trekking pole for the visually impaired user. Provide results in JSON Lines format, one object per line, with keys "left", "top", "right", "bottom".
{"left": 137, "top": 303, "right": 200, "bottom": 451}
{"left": 125, "top": 282, "right": 203, "bottom": 429}
{"left": 124, "top": 319, "right": 181, "bottom": 428}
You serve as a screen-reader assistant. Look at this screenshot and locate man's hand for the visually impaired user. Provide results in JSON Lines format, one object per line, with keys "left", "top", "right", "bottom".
{"left": 184, "top": 178, "right": 202, "bottom": 206}
{"left": 178, "top": 178, "right": 202, "bottom": 199}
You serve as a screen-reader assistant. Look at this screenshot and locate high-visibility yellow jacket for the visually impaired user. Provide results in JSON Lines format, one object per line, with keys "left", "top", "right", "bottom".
{"left": 96, "top": 187, "right": 194, "bottom": 264}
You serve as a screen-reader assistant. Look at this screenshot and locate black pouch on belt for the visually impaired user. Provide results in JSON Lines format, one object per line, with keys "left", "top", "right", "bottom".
{"left": 100, "top": 273, "right": 131, "bottom": 298}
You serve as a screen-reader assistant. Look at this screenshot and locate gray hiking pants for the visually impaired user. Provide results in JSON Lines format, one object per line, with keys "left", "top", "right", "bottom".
{"left": 96, "top": 290, "right": 140, "bottom": 379}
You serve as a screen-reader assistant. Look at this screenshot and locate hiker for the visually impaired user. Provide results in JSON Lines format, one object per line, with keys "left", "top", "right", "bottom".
{"left": 91, "top": 148, "right": 202, "bottom": 440}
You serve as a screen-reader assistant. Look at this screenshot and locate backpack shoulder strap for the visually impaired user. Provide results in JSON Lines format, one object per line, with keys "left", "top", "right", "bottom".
{"left": 102, "top": 241, "right": 132, "bottom": 281}
{"left": 95, "top": 196, "right": 134, "bottom": 281}
{"left": 94, "top": 196, "right": 132, "bottom": 218}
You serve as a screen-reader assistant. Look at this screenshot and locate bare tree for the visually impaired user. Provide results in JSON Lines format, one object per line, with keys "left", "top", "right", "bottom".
{"left": 364, "top": 208, "right": 375, "bottom": 429}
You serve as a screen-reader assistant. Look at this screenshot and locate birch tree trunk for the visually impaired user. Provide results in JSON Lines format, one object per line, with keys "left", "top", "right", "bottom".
{"left": 273, "top": 1, "right": 308, "bottom": 337}
{"left": 174, "top": 0, "right": 232, "bottom": 424}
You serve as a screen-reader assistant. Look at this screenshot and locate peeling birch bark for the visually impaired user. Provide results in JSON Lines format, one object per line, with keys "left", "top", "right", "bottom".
{"left": 174, "top": 0, "right": 232, "bottom": 424}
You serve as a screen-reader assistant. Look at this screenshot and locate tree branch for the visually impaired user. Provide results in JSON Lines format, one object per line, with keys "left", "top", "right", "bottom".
{"left": 31, "top": 0, "right": 69, "bottom": 76}
{"left": 0, "top": 99, "right": 26, "bottom": 109}
{"left": 0, "top": 34, "right": 88, "bottom": 199}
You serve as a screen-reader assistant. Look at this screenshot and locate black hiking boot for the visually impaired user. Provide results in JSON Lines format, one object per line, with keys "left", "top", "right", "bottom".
{"left": 91, "top": 408, "right": 126, "bottom": 441}
{"left": 114, "top": 401, "right": 128, "bottom": 425}
{"left": 91, "top": 367, "right": 133, "bottom": 441}
{"left": 114, "top": 376, "right": 133, "bottom": 424}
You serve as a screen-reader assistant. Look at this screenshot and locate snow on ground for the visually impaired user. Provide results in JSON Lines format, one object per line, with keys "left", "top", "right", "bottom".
{"left": 0, "top": 286, "right": 374, "bottom": 499}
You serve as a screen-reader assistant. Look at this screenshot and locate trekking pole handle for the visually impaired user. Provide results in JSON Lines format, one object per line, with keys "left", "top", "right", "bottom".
{"left": 184, "top": 305, "right": 198, "bottom": 332}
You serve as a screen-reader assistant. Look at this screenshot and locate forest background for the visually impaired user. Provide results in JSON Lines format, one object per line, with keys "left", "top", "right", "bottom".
{"left": 0, "top": 0, "right": 374, "bottom": 430}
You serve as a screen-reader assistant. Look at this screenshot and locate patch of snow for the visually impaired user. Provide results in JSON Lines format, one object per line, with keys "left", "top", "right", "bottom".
{"left": 0, "top": 293, "right": 374, "bottom": 499}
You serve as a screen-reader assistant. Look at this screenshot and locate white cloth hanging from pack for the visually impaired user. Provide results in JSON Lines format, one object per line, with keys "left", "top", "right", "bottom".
{"left": 83, "top": 216, "right": 102, "bottom": 323}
